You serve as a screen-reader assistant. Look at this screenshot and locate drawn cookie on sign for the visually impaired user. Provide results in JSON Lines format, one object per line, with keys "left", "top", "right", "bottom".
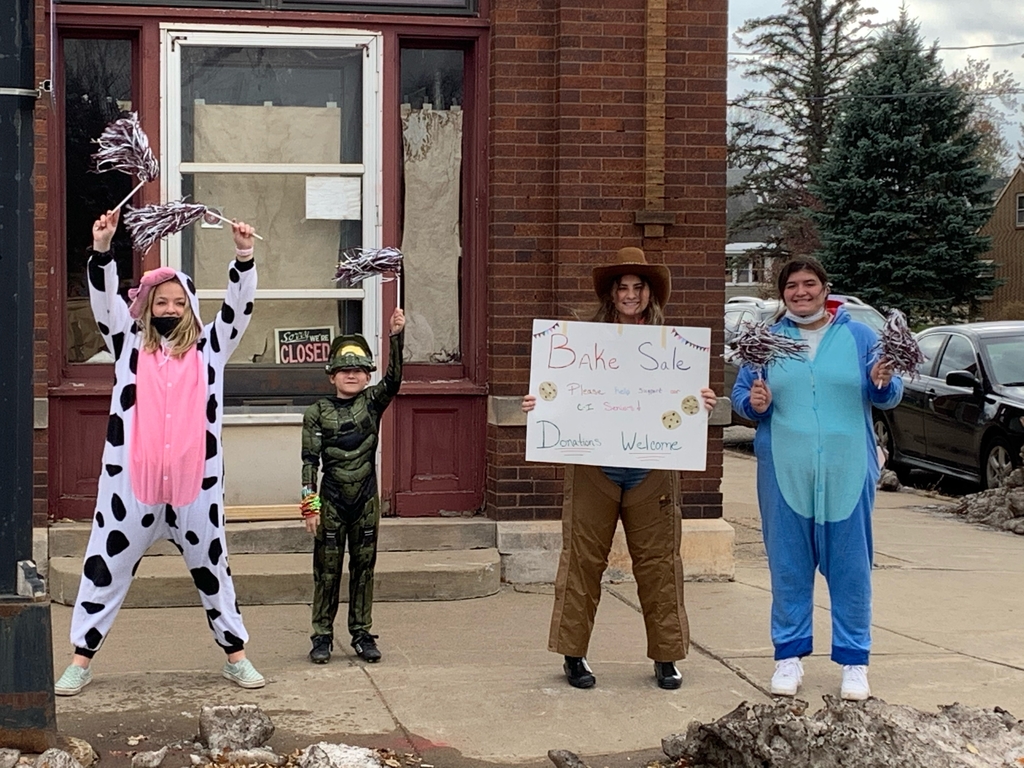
{"left": 661, "top": 410, "right": 682, "bottom": 430}
{"left": 538, "top": 381, "right": 558, "bottom": 402}
{"left": 681, "top": 395, "right": 701, "bottom": 416}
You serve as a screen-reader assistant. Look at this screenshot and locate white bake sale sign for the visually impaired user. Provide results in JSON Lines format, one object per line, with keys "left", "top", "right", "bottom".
{"left": 525, "top": 319, "right": 711, "bottom": 471}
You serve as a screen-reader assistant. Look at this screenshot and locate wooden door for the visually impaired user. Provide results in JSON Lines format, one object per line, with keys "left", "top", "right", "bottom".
{"left": 391, "top": 394, "right": 485, "bottom": 516}
{"left": 384, "top": 38, "right": 488, "bottom": 517}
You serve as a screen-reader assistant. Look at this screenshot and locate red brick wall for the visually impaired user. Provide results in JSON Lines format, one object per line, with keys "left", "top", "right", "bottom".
{"left": 33, "top": 0, "right": 50, "bottom": 528}
{"left": 487, "top": 0, "right": 727, "bottom": 520}
{"left": 979, "top": 169, "right": 1024, "bottom": 318}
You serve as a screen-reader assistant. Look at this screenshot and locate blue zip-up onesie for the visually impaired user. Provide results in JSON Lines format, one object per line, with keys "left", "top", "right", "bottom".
{"left": 731, "top": 307, "right": 902, "bottom": 665}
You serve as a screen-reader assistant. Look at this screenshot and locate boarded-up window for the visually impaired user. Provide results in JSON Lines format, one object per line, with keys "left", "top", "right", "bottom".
{"left": 399, "top": 49, "right": 465, "bottom": 364}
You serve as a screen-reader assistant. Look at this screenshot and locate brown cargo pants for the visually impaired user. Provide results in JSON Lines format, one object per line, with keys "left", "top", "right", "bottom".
{"left": 548, "top": 465, "right": 689, "bottom": 662}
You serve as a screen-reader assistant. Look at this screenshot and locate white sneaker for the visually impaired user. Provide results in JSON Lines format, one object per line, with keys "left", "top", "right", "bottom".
{"left": 55, "top": 664, "right": 93, "bottom": 696}
{"left": 770, "top": 657, "right": 803, "bottom": 696}
{"left": 841, "top": 664, "right": 870, "bottom": 700}
{"left": 222, "top": 658, "right": 266, "bottom": 689}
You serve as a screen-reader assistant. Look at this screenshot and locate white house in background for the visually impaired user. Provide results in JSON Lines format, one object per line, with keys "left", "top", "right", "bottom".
{"left": 726, "top": 242, "right": 774, "bottom": 297}
{"left": 726, "top": 168, "right": 775, "bottom": 299}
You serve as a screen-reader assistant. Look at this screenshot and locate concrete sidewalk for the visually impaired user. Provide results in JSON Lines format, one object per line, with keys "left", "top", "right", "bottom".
{"left": 50, "top": 453, "right": 1024, "bottom": 766}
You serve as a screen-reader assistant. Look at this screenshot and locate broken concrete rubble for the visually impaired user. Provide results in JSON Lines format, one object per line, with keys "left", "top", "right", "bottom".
{"left": 662, "top": 697, "right": 1024, "bottom": 768}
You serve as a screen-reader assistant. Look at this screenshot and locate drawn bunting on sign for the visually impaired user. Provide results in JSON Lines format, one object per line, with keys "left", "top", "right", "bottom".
{"left": 525, "top": 319, "right": 711, "bottom": 471}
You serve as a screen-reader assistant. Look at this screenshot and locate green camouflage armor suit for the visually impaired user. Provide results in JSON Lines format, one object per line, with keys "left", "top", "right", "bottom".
{"left": 301, "top": 331, "right": 403, "bottom": 642}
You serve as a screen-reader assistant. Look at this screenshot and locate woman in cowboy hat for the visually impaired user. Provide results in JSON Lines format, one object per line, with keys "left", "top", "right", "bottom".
{"left": 523, "top": 246, "right": 716, "bottom": 690}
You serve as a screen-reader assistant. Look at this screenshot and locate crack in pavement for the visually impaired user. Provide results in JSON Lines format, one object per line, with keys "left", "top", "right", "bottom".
{"left": 604, "top": 585, "right": 775, "bottom": 699}
{"left": 357, "top": 662, "right": 420, "bottom": 757}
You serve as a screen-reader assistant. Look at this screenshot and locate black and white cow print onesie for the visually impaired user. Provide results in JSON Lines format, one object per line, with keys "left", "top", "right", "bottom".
{"left": 70, "top": 250, "right": 256, "bottom": 657}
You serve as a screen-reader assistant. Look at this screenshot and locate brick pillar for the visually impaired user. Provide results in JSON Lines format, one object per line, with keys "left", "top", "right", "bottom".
{"left": 487, "top": 1, "right": 562, "bottom": 520}
{"left": 660, "top": 1, "right": 728, "bottom": 517}
{"left": 486, "top": 0, "right": 727, "bottom": 521}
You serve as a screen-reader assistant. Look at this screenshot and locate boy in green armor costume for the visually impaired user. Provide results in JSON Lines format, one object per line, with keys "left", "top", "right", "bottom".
{"left": 300, "top": 307, "right": 405, "bottom": 664}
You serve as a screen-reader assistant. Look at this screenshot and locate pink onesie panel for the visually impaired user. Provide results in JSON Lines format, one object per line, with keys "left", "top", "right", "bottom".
{"left": 130, "top": 345, "right": 207, "bottom": 506}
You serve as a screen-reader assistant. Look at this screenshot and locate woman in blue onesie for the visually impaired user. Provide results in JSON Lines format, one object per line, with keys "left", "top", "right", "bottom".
{"left": 731, "top": 258, "right": 902, "bottom": 701}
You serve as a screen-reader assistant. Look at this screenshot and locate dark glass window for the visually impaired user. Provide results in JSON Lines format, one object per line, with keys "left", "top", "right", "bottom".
{"left": 57, "top": 0, "right": 475, "bottom": 11}
{"left": 982, "top": 337, "right": 1024, "bottom": 386}
{"left": 401, "top": 49, "right": 464, "bottom": 111}
{"left": 937, "top": 335, "right": 978, "bottom": 379}
{"left": 916, "top": 334, "right": 945, "bottom": 377}
{"left": 64, "top": 37, "right": 134, "bottom": 364}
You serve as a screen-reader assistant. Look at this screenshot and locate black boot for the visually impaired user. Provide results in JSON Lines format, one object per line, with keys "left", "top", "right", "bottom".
{"left": 654, "top": 661, "right": 682, "bottom": 689}
{"left": 563, "top": 656, "right": 596, "bottom": 689}
{"left": 352, "top": 631, "right": 382, "bottom": 662}
{"left": 309, "top": 635, "right": 333, "bottom": 664}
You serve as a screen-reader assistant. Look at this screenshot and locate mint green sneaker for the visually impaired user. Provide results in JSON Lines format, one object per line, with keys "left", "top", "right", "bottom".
{"left": 55, "top": 664, "right": 93, "bottom": 696}
{"left": 222, "top": 658, "right": 266, "bottom": 689}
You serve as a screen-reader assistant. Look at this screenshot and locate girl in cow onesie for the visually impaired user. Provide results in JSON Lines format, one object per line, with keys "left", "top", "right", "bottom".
{"left": 54, "top": 208, "right": 265, "bottom": 696}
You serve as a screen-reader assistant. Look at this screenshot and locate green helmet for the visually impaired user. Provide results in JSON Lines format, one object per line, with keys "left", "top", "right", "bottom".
{"left": 325, "top": 334, "right": 376, "bottom": 374}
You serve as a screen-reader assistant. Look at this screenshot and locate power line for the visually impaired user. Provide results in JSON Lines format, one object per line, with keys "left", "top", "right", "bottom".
{"left": 729, "top": 40, "right": 1024, "bottom": 57}
{"left": 941, "top": 41, "right": 1024, "bottom": 51}
{"left": 733, "top": 89, "right": 1024, "bottom": 104}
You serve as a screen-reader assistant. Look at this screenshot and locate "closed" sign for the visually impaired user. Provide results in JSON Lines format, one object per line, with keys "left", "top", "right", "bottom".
{"left": 275, "top": 326, "right": 334, "bottom": 365}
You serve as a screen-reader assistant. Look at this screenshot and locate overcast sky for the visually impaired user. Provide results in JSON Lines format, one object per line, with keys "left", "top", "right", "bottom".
{"left": 728, "top": 0, "right": 1024, "bottom": 160}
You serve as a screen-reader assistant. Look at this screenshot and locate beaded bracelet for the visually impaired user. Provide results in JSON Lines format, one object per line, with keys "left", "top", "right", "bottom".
{"left": 300, "top": 491, "right": 321, "bottom": 519}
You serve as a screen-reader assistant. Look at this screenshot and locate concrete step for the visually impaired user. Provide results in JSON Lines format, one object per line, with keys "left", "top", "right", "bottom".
{"left": 48, "top": 518, "right": 496, "bottom": 559}
{"left": 48, "top": 548, "right": 501, "bottom": 608}
{"left": 497, "top": 518, "right": 736, "bottom": 583}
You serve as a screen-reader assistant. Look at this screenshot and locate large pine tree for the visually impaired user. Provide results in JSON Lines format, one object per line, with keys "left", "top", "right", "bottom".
{"left": 811, "top": 14, "right": 996, "bottom": 323}
{"left": 730, "top": 0, "right": 877, "bottom": 258}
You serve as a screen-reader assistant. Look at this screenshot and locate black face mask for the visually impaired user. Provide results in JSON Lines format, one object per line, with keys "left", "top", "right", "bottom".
{"left": 151, "top": 315, "right": 182, "bottom": 337}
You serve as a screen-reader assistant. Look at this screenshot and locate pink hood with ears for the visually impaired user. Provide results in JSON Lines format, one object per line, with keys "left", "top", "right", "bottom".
{"left": 127, "top": 266, "right": 199, "bottom": 320}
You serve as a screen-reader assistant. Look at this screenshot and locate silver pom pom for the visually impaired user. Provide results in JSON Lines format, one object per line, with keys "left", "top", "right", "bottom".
{"left": 123, "top": 200, "right": 207, "bottom": 254}
{"left": 333, "top": 247, "right": 404, "bottom": 286}
{"left": 726, "top": 321, "right": 809, "bottom": 377}
{"left": 877, "top": 308, "right": 924, "bottom": 378}
{"left": 92, "top": 112, "right": 159, "bottom": 183}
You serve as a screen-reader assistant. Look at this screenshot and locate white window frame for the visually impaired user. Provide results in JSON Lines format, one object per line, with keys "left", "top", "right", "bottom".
{"left": 1016, "top": 193, "right": 1024, "bottom": 227}
{"left": 161, "top": 24, "right": 384, "bottom": 338}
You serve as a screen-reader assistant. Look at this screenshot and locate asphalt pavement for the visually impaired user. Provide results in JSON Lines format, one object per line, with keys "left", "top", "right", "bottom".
{"left": 47, "top": 449, "right": 1024, "bottom": 768}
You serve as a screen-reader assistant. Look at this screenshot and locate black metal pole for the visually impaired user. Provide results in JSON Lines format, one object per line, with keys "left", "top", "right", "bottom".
{"left": 0, "top": 0, "right": 38, "bottom": 597}
{"left": 0, "top": 0, "right": 57, "bottom": 750}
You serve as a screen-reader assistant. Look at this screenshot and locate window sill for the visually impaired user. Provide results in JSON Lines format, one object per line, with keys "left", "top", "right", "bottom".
{"left": 223, "top": 408, "right": 304, "bottom": 425}
{"left": 398, "top": 380, "right": 487, "bottom": 396}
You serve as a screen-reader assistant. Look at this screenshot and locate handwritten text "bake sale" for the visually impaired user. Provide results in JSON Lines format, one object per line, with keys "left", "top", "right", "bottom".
{"left": 545, "top": 334, "right": 691, "bottom": 371}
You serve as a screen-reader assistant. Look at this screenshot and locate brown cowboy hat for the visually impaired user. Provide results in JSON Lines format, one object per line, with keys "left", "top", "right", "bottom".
{"left": 592, "top": 247, "right": 671, "bottom": 307}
